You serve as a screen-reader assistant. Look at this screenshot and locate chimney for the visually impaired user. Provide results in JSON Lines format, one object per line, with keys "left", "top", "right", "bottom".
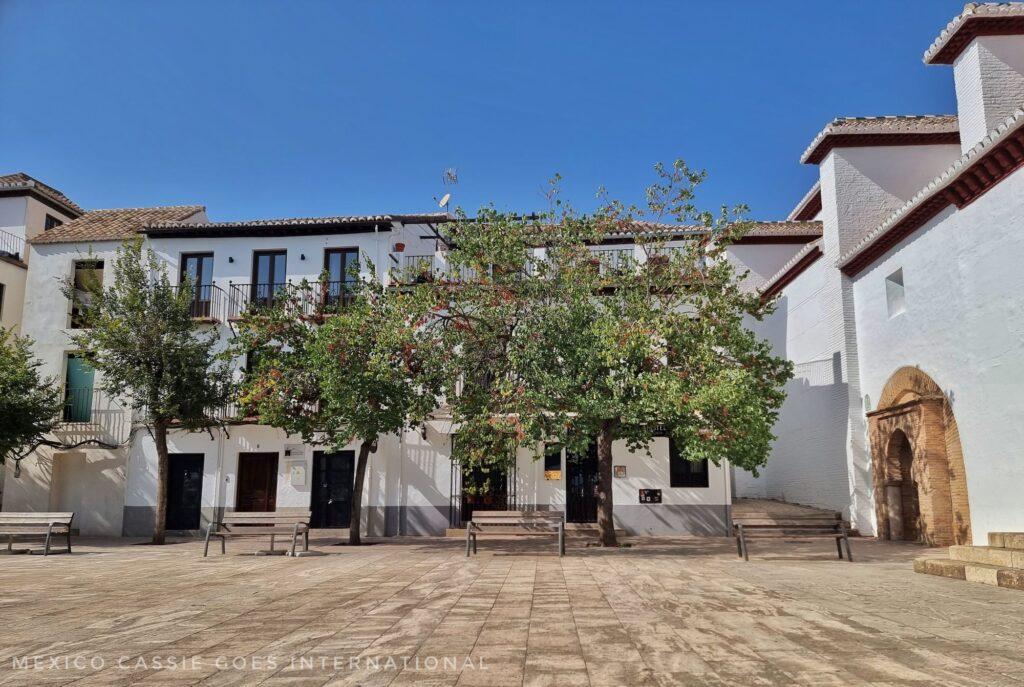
{"left": 925, "top": 3, "right": 1024, "bottom": 152}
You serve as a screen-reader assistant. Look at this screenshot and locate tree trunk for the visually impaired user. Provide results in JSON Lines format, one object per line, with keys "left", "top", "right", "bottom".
{"left": 349, "top": 440, "right": 374, "bottom": 545}
{"left": 152, "top": 420, "right": 169, "bottom": 545}
{"left": 596, "top": 419, "right": 618, "bottom": 547}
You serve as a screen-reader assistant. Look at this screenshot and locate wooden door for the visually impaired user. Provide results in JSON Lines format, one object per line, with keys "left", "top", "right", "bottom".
{"left": 311, "top": 451, "right": 355, "bottom": 528}
{"left": 236, "top": 452, "right": 279, "bottom": 512}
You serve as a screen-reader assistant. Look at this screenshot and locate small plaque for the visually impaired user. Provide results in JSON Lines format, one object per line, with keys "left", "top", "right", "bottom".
{"left": 639, "top": 489, "right": 662, "bottom": 504}
{"left": 544, "top": 470, "right": 562, "bottom": 481}
{"left": 288, "top": 461, "right": 306, "bottom": 487}
{"left": 613, "top": 465, "right": 627, "bottom": 478}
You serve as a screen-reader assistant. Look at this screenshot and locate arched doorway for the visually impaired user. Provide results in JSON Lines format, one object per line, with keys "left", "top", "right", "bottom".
{"left": 867, "top": 367, "right": 972, "bottom": 546}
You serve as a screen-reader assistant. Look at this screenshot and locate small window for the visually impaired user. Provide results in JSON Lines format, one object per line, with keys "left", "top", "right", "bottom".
{"left": 70, "top": 260, "right": 104, "bottom": 329}
{"left": 669, "top": 439, "right": 709, "bottom": 488}
{"left": 885, "top": 268, "right": 905, "bottom": 319}
{"left": 543, "top": 444, "right": 562, "bottom": 472}
{"left": 0, "top": 282, "right": 5, "bottom": 319}
{"left": 44, "top": 214, "right": 63, "bottom": 231}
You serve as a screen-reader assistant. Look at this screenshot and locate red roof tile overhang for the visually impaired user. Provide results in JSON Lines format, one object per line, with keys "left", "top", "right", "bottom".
{"left": 759, "top": 243, "right": 823, "bottom": 302}
{"left": 790, "top": 190, "right": 822, "bottom": 221}
{"left": 841, "top": 127, "right": 1024, "bottom": 276}
{"left": 928, "top": 16, "right": 1024, "bottom": 64}
{"left": 803, "top": 132, "right": 961, "bottom": 165}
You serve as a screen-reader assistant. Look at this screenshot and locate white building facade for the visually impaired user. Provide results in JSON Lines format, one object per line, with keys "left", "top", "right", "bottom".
{"left": 5, "top": 205, "right": 813, "bottom": 537}
{"left": 736, "top": 3, "right": 1024, "bottom": 548}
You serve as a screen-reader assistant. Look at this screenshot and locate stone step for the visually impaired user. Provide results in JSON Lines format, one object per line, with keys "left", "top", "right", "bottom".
{"left": 914, "top": 557, "right": 1024, "bottom": 591}
{"left": 988, "top": 532, "right": 1024, "bottom": 550}
{"left": 949, "top": 545, "right": 1024, "bottom": 568}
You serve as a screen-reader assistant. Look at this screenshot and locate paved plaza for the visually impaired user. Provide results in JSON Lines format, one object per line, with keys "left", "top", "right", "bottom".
{"left": 0, "top": 535, "right": 1023, "bottom": 686}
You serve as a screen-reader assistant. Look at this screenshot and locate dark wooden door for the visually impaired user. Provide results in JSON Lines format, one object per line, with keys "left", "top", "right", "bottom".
{"left": 236, "top": 452, "right": 278, "bottom": 512}
{"left": 166, "top": 454, "right": 204, "bottom": 530}
{"left": 566, "top": 443, "right": 599, "bottom": 523}
{"left": 311, "top": 451, "right": 355, "bottom": 528}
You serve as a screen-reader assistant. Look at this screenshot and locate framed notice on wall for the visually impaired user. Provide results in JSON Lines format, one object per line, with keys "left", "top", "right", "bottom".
{"left": 288, "top": 460, "right": 306, "bottom": 487}
{"left": 613, "top": 465, "right": 627, "bottom": 478}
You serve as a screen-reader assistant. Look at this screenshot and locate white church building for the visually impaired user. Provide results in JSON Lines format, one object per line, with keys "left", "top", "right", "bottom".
{"left": 3, "top": 3, "right": 1024, "bottom": 548}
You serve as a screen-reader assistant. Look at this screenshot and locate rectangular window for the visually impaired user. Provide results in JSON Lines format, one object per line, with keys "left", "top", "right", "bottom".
{"left": 180, "top": 253, "right": 214, "bottom": 318}
{"left": 324, "top": 248, "right": 359, "bottom": 307}
{"left": 669, "top": 439, "right": 709, "bottom": 488}
{"left": 70, "top": 260, "right": 104, "bottom": 329}
{"left": 544, "top": 444, "right": 562, "bottom": 472}
{"left": 251, "top": 251, "right": 286, "bottom": 308}
{"left": 0, "top": 282, "right": 5, "bottom": 319}
{"left": 885, "top": 268, "right": 905, "bottom": 319}
{"left": 44, "top": 214, "right": 63, "bottom": 231}
{"left": 63, "top": 353, "right": 95, "bottom": 422}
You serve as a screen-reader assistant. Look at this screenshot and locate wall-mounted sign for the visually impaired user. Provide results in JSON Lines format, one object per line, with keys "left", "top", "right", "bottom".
{"left": 544, "top": 470, "right": 562, "bottom": 481}
{"left": 288, "top": 461, "right": 306, "bottom": 487}
{"left": 639, "top": 489, "right": 662, "bottom": 504}
{"left": 613, "top": 465, "right": 627, "bottom": 478}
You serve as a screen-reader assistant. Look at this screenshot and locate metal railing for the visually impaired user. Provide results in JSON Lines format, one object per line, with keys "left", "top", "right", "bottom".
{"left": 174, "top": 284, "right": 230, "bottom": 322}
{"left": 402, "top": 255, "right": 439, "bottom": 282}
{"left": 0, "top": 229, "right": 25, "bottom": 263}
{"left": 227, "top": 281, "right": 357, "bottom": 319}
{"left": 588, "top": 248, "right": 635, "bottom": 274}
{"left": 61, "top": 387, "right": 124, "bottom": 424}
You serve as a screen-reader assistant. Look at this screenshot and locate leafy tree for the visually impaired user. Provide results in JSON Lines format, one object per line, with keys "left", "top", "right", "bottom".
{"left": 437, "top": 162, "right": 793, "bottom": 546}
{"left": 66, "top": 239, "right": 235, "bottom": 544}
{"left": 235, "top": 268, "right": 443, "bottom": 545}
{"left": 0, "top": 330, "right": 63, "bottom": 470}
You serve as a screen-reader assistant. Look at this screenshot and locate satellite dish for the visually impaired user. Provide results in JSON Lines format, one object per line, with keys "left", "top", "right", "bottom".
{"left": 438, "top": 193, "right": 451, "bottom": 208}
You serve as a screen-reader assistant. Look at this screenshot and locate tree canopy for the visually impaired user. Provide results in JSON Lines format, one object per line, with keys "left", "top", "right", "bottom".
{"left": 433, "top": 162, "right": 793, "bottom": 544}
{"left": 0, "top": 329, "right": 63, "bottom": 470}
{"left": 67, "top": 239, "right": 235, "bottom": 543}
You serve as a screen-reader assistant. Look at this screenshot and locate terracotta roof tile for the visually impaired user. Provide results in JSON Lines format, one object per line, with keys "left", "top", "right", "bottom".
{"left": 801, "top": 115, "right": 960, "bottom": 164}
{"left": 141, "top": 213, "right": 449, "bottom": 237}
{"left": 925, "top": 3, "right": 1024, "bottom": 64}
{"left": 31, "top": 206, "right": 205, "bottom": 245}
{"left": 0, "top": 172, "right": 85, "bottom": 217}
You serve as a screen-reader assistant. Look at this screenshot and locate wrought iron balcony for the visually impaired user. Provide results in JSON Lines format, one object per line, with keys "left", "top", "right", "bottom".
{"left": 174, "top": 284, "right": 230, "bottom": 323}
{"left": 227, "top": 281, "right": 356, "bottom": 319}
{"left": 0, "top": 229, "right": 26, "bottom": 264}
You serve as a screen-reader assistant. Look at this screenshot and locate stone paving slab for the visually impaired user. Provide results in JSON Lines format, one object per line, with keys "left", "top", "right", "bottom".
{"left": 0, "top": 535, "right": 1022, "bottom": 686}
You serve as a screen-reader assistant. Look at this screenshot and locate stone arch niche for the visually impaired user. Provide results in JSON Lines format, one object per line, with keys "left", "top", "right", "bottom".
{"left": 867, "top": 367, "right": 972, "bottom": 546}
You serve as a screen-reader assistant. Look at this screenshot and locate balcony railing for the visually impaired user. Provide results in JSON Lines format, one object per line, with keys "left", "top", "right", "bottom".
{"left": 588, "top": 248, "right": 635, "bottom": 274}
{"left": 174, "top": 284, "right": 230, "bottom": 322}
{"left": 227, "top": 281, "right": 356, "bottom": 319}
{"left": 0, "top": 229, "right": 26, "bottom": 263}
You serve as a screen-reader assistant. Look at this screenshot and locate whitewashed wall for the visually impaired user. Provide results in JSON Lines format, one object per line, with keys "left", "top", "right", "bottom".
{"left": 852, "top": 167, "right": 1024, "bottom": 542}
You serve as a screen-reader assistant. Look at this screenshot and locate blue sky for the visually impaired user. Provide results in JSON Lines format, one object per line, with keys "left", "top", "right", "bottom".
{"left": 1, "top": 1, "right": 967, "bottom": 222}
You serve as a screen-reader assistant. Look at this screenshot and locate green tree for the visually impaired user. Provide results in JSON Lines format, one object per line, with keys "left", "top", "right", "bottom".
{"left": 0, "top": 330, "right": 63, "bottom": 470}
{"left": 235, "top": 268, "right": 443, "bottom": 545}
{"left": 66, "top": 239, "right": 235, "bottom": 544}
{"left": 437, "top": 162, "right": 793, "bottom": 546}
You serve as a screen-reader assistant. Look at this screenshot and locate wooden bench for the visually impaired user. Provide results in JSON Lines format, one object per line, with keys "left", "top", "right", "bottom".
{"left": 0, "top": 512, "right": 74, "bottom": 556}
{"left": 204, "top": 511, "right": 310, "bottom": 557}
{"left": 733, "top": 513, "right": 853, "bottom": 562}
{"left": 466, "top": 510, "right": 566, "bottom": 557}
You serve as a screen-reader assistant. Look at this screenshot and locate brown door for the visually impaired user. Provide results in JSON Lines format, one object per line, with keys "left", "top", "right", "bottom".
{"left": 236, "top": 452, "right": 279, "bottom": 512}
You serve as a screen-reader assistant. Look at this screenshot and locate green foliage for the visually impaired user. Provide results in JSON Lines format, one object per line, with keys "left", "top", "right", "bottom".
{"left": 65, "top": 238, "right": 235, "bottom": 430}
{"left": 435, "top": 160, "right": 793, "bottom": 475}
{"left": 234, "top": 266, "right": 444, "bottom": 449}
{"left": 0, "top": 330, "right": 62, "bottom": 464}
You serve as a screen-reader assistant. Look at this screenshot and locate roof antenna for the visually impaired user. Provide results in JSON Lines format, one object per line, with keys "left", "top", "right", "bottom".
{"left": 434, "top": 167, "right": 458, "bottom": 215}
